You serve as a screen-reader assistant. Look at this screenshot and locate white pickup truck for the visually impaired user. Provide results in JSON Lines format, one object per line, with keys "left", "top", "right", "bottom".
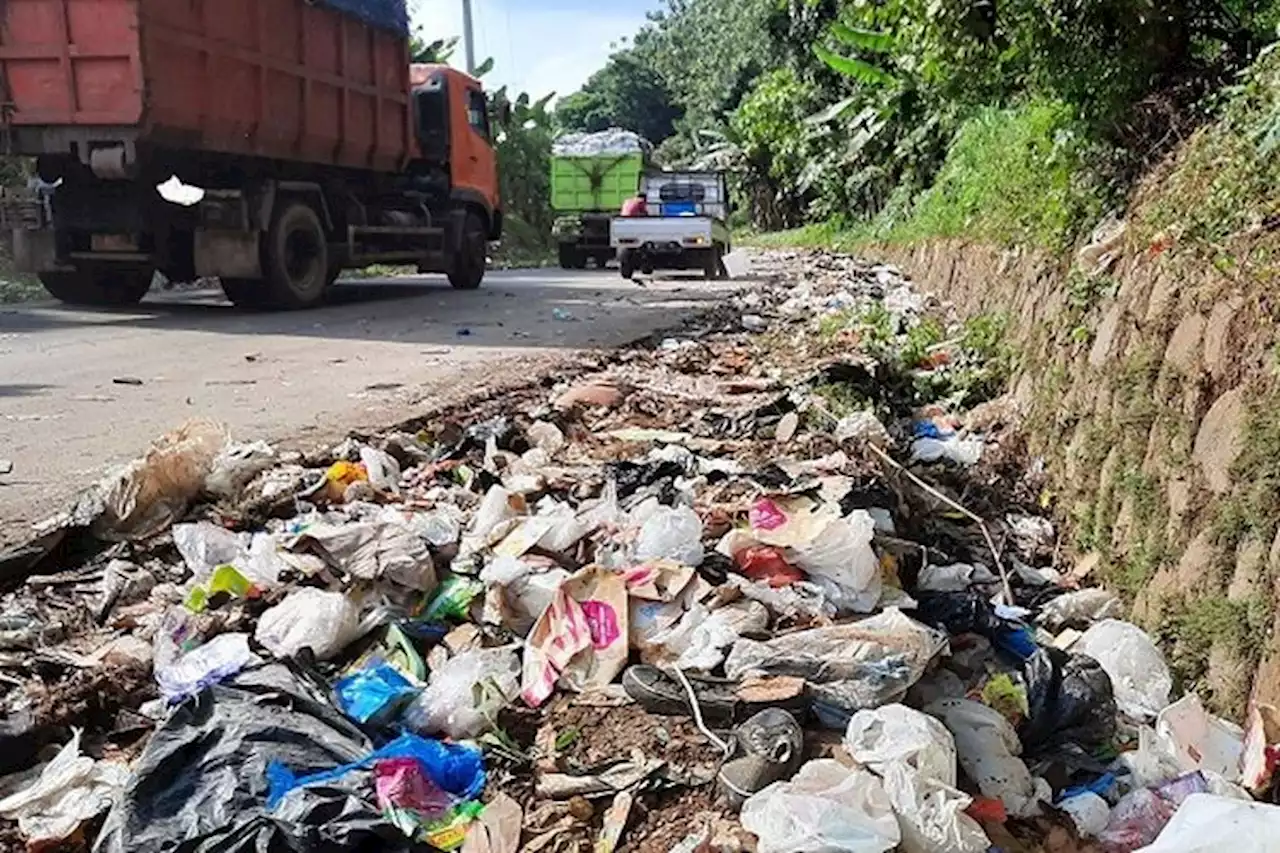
{"left": 610, "top": 171, "right": 731, "bottom": 280}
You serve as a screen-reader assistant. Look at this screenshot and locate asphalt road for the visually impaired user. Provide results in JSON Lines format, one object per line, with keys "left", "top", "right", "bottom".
{"left": 0, "top": 267, "right": 741, "bottom": 545}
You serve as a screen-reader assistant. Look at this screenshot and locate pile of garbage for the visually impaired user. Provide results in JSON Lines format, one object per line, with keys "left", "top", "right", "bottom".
{"left": 551, "top": 129, "right": 653, "bottom": 158}
{"left": 1, "top": 249, "right": 1278, "bottom": 853}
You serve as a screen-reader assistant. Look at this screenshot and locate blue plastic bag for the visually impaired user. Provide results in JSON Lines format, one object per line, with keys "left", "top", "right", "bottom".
{"left": 266, "top": 733, "right": 485, "bottom": 810}
{"left": 333, "top": 661, "right": 419, "bottom": 725}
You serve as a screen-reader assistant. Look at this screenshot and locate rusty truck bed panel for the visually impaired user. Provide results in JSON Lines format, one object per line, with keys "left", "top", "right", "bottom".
{"left": 0, "top": 0, "right": 411, "bottom": 173}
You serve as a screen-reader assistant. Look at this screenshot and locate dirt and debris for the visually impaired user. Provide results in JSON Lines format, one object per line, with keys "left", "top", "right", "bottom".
{"left": 0, "top": 249, "right": 1275, "bottom": 852}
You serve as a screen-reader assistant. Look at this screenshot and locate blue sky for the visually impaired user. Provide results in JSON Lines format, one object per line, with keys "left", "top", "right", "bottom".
{"left": 411, "top": 0, "right": 663, "bottom": 101}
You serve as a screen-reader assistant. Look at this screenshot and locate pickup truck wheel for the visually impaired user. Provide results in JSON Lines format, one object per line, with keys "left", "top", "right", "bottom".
{"left": 449, "top": 211, "right": 487, "bottom": 290}
{"left": 703, "top": 247, "right": 721, "bottom": 280}
{"left": 262, "top": 201, "right": 329, "bottom": 309}
{"left": 39, "top": 269, "right": 152, "bottom": 306}
{"left": 618, "top": 249, "right": 636, "bottom": 280}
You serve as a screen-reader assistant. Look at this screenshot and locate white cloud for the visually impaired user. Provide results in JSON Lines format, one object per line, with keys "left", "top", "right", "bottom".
{"left": 410, "top": 0, "right": 655, "bottom": 102}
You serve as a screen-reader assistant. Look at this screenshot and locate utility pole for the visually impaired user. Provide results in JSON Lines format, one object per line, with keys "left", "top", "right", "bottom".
{"left": 462, "top": 0, "right": 476, "bottom": 75}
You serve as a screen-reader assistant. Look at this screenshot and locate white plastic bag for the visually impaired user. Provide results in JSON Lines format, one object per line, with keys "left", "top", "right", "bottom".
{"left": 926, "top": 699, "right": 1047, "bottom": 818}
{"left": 405, "top": 647, "right": 520, "bottom": 739}
{"left": 1059, "top": 791, "right": 1111, "bottom": 839}
{"left": 1135, "top": 793, "right": 1280, "bottom": 852}
{"left": 480, "top": 556, "right": 570, "bottom": 637}
{"left": 741, "top": 760, "right": 900, "bottom": 853}
{"left": 881, "top": 761, "right": 990, "bottom": 853}
{"left": 173, "top": 522, "right": 286, "bottom": 587}
{"left": 254, "top": 588, "right": 363, "bottom": 661}
{"left": 0, "top": 730, "right": 129, "bottom": 845}
{"left": 1075, "top": 619, "right": 1172, "bottom": 719}
{"left": 845, "top": 704, "right": 958, "bottom": 786}
{"left": 205, "top": 440, "right": 276, "bottom": 499}
{"left": 911, "top": 437, "right": 983, "bottom": 466}
{"left": 154, "top": 632, "right": 261, "bottom": 704}
{"left": 793, "top": 510, "right": 883, "bottom": 614}
{"left": 634, "top": 506, "right": 706, "bottom": 567}
{"left": 359, "top": 446, "right": 402, "bottom": 493}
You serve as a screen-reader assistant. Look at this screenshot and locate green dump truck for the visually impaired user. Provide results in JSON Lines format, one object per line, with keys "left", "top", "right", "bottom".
{"left": 550, "top": 129, "right": 651, "bottom": 269}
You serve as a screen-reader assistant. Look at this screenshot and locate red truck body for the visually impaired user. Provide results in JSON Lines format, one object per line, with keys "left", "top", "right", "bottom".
{"left": 0, "top": 0, "right": 500, "bottom": 309}
{"left": 0, "top": 0, "right": 411, "bottom": 172}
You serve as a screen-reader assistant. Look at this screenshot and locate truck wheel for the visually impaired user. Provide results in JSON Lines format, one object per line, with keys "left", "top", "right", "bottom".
{"left": 449, "top": 211, "right": 486, "bottom": 290}
{"left": 262, "top": 201, "right": 329, "bottom": 309}
{"left": 39, "top": 269, "right": 152, "bottom": 306}
{"left": 220, "top": 278, "right": 268, "bottom": 309}
{"left": 558, "top": 244, "right": 580, "bottom": 270}
{"left": 703, "top": 247, "right": 722, "bottom": 281}
{"left": 618, "top": 249, "right": 636, "bottom": 280}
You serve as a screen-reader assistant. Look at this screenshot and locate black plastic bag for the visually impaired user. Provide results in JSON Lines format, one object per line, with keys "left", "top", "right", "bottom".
{"left": 94, "top": 663, "right": 423, "bottom": 853}
{"left": 1019, "top": 647, "right": 1116, "bottom": 756}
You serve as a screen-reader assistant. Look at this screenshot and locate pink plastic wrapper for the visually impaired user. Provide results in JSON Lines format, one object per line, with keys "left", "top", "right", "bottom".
{"left": 374, "top": 758, "right": 455, "bottom": 821}
{"left": 1098, "top": 788, "right": 1178, "bottom": 853}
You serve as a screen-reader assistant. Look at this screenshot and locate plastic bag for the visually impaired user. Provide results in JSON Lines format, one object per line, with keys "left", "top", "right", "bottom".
{"left": 910, "top": 436, "right": 983, "bottom": 466}
{"left": 522, "top": 566, "right": 628, "bottom": 707}
{"left": 420, "top": 576, "right": 486, "bottom": 623}
{"left": 92, "top": 418, "right": 229, "bottom": 541}
{"left": 1060, "top": 791, "right": 1111, "bottom": 838}
{"left": 881, "top": 761, "right": 989, "bottom": 853}
{"left": 916, "top": 563, "right": 999, "bottom": 594}
{"left": 727, "top": 609, "right": 947, "bottom": 716}
{"left": 0, "top": 729, "right": 129, "bottom": 846}
{"left": 95, "top": 663, "right": 417, "bottom": 853}
{"left": 334, "top": 661, "right": 420, "bottom": 726}
{"left": 1242, "top": 701, "right": 1280, "bottom": 796}
{"left": 480, "top": 556, "right": 569, "bottom": 637}
{"left": 405, "top": 647, "right": 520, "bottom": 739}
{"left": 1134, "top": 793, "right": 1280, "bottom": 852}
{"left": 1039, "top": 588, "right": 1125, "bottom": 629}
{"left": 1156, "top": 694, "right": 1244, "bottom": 782}
{"left": 206, "top": 440, "right": 276, "bottom": 499}
{"left": 267, "top": 731, "right": 485, "bottom": 809}
{"left": 1075, "top": 620, "right": 1173, "bottom": 720}
{"left": 740, "top": 760, "right": 900, "bottom": 853}
{"left": 374, "top": 757, "right": 456, "bottom": 821}
{"left": 360, "top": 446, "right": 402, "bottom": 493}
{"left": 749, "top": 498, "right": 882, "bottom": 613}
{"left": 255, "top": 588, "right": 364, "bottom": 661}
{"left": 845, "top": 704, "right": 958, "bottom": 786}
{"left": 926, "top": 699, "right": 1047, "bottom": 819}
{"left": 1098, "top": 787, "right": 1177, "bottom": 852}
{"left": 634, "top": 506, "right": 706, "bottom": 567}
{"left": 156, "top": 632, "right": 261, "bottom": 704}
{"left": 287, "top": 519, "right": 436, "bottom": 591}
{"left": 793, "top": 510, "right": 882, "bottom": 614}
{"left": 173, "top": 522, "right": 287, "bottom": 588}
{"left": 1020, "top": 648, "right": 1117, "bottom": 754}
{"left": 736, "top": 546, "right": 806, "bottom": 587}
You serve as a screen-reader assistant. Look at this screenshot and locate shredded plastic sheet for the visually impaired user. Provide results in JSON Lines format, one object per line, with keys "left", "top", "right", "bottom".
{"left": 314, "top": 0, "right": 409, "bottom": 35}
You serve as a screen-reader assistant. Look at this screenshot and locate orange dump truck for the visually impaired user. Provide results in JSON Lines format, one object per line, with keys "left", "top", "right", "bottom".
{"left": 0, "top": 0, "right": 501, "bottom": 308}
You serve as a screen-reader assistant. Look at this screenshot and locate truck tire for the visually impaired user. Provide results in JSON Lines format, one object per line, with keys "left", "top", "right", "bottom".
{"left": 618, "top": 249, "right": 636, "bottom": 280}
{"left": 220, "top": 278, "right": 268, "bottom": 309}
{"left": 39, "top": 269, "right": 152, "bottom": 307}
{"left": 701, "top": 247, "right": 721, "bottom": 280}
{"left": 558, "top": 244, "right": 580, "bottom": 270}
{"left": 262, "top": 201, "right": 330, "bottom": 309}
{"left": 449, "top": 211, "right": 486, "bottom": 290}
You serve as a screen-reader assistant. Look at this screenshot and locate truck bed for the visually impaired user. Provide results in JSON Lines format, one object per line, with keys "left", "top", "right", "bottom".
{"left": 0, "top": 0, "right": 411, "bottom": 172}
{"left": 610, "top": 216, "right": 729, "bottom": 249}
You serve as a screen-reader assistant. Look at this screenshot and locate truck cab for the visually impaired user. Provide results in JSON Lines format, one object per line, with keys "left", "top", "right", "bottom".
{"left": 409, "top": 65, "right": 502, "bottom": 242}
